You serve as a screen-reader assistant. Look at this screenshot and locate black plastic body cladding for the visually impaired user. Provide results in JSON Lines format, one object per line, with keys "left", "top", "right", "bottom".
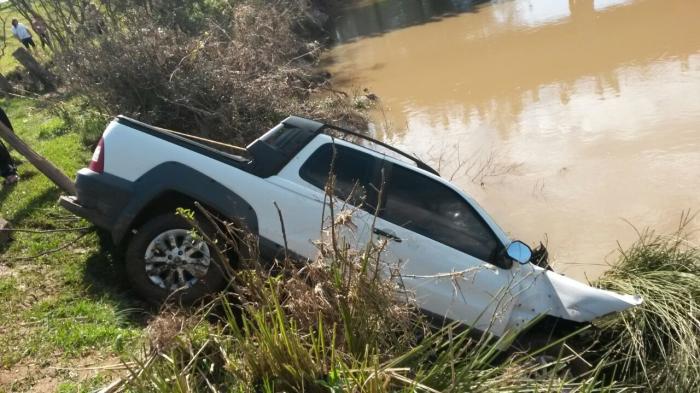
{"left": 60, "top": 169, "right": 134, "bottom": 230}
{"left": 110, "top": 162, "right": 259, "bottom": 243}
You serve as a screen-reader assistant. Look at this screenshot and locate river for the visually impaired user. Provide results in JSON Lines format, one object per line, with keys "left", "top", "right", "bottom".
{"left": 326, "top": 0, "right": 700, "bottom": 281}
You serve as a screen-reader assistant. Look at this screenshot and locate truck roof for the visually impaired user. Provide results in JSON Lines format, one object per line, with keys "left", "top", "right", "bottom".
{"left": 115, "top": 115, "right": 439, "bottom": 178}
{"left": 282, "top": 116, "right": 440, "bottom": 176}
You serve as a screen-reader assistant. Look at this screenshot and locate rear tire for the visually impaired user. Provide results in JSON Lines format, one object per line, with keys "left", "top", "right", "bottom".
{"left": 125, "top": 213, "right": 229, "bottom": 305}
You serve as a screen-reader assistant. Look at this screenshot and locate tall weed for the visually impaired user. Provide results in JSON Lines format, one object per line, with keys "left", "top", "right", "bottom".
{"left": 593, "top": 211, "right": 700, "bottom": 391}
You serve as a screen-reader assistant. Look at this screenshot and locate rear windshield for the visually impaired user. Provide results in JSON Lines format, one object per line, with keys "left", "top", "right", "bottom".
{"left": 261, "top": 125, "right": 317, "bottom": 158}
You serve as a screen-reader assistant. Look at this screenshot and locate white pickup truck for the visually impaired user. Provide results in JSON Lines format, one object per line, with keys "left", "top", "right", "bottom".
{"left": 60, "top": 115, "right": 641, "bottom": 338}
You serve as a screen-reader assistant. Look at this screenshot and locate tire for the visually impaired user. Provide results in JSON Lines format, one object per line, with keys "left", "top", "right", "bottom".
{"left": 125, "top": 213, "right": 230, "bottom": 305}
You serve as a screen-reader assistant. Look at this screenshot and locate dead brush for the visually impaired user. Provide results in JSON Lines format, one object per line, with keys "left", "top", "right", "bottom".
{"left": 52, "top": 0, "right": 367, "bottom": 146}
{"left": 145, "top": 310, "right": 194, "bottom": 354}
{"left": 208, "top": 201, "right": 422, "bottom": 352}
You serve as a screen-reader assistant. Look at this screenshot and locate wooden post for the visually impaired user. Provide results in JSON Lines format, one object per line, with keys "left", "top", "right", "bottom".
{"left": 0, "top": 74, "right": 13, "bottom": 96}
{"left": 0, "top": 217, "right": 10, "bottom": 245}
{"left": 0, "top": 121, "right": 76, "bottom": 195}
{"left": 12, "top": 48, "right": 57, "bottom": 92}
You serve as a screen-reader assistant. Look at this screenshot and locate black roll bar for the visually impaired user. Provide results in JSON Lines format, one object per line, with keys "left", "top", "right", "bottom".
{"left": 322, "top": 124, "right": 440, "bottom": 176}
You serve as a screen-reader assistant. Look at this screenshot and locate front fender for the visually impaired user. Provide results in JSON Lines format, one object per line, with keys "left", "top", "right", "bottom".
{"left": 505, "top": 265, "right": 642, "bottom": 333}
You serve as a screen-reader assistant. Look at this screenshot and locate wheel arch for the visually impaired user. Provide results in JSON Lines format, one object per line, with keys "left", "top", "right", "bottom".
{"left": 111, "top": 162, "right": 259, "bottom": 244}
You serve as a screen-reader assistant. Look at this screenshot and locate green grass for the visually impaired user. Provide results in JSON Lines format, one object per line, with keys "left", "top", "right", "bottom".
{"left": 26, "top": 297, "right": 140, "bottom": 356}
{"left": 0, "top": 97, "right": 144, "bottom": 391}
{"left": 56, "top": 375, "right": 109, "bottom": 393}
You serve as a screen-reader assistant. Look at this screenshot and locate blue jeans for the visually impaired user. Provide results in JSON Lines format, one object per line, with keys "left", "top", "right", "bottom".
{"left": 21, "top": 37, "right": 36, "bottom": 50}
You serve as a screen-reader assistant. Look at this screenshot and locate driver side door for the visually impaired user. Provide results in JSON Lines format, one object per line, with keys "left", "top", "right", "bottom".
{"left": 372, "top": 161, "right": 518, "bottom": 336}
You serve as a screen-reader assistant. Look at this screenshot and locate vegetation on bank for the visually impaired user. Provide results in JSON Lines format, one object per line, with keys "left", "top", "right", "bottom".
{"left": 5, "top": 0, "right": 365, "bottom": 146}
{"left": 593, "top": 213, "right": 700, "bottom": 391}
{"left": 1, "top": 96, "right": 697, "bottom": 392}
{"left": 0, "top": 98, "right": 143, "bottom": 391}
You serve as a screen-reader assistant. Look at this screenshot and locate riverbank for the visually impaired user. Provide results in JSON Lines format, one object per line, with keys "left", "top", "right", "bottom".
{"left": 0, "top": 0, "right": 698, "bottom": 391}
{"left": 0, "top": 96, "right": 697, "bottom": 392}
{"left": 0, "top": 97, "right": 144, "bottom": 391}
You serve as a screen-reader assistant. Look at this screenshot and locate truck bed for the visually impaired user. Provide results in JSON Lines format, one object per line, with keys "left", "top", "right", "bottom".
{"left": 116, "top": 116, "right": 252, "bottom": 172}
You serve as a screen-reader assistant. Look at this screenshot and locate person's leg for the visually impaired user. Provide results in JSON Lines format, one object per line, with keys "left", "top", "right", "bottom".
{"left": 0, "top": 108, "right": 19, "bottom": 183}
{"left": 0, "top": 139, "right": 17, "bottom": 180}
{"left": 21, "top": 38, "right": 31, "bottom": 50}
{"left": 27, "top": 38, "right": 36, "bottom": 49}
{"left": 41, "top": 33, "right": 51, "bottom": 49}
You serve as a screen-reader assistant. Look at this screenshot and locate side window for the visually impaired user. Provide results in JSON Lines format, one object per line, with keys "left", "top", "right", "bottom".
{"left": 299, "top": 144, "right": 381, "bottom": 210}
{"left": 382, "top": 163, "right": 502, "bottom": 262}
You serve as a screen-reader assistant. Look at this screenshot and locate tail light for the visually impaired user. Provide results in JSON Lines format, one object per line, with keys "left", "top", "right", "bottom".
{"left": 89, "top": 137, "right": 105, "bottom": 173}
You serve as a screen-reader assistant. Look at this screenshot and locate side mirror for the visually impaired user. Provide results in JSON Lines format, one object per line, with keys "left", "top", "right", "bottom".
{"left": 507, "top": 241, "right": 532, "bottom": 264}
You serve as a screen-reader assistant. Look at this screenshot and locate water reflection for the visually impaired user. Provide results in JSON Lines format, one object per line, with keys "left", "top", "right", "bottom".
{"left": 333, "top": 0, "right": 487, "bottom": 43}
{"left": 333, "top": 0, "right": 638, "bottom": 43}
{"left": 328, "top": 0, "right": 700, "bottom": 280}
{"left": 331, "top": 0, "right": 700, "bottom": 140}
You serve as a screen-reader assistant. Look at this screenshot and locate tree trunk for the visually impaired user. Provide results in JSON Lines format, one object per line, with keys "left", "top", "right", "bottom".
{"left": 0, "top": 120, "right": 76, "bottom": 195}
{"left": 12, "top": 47, "right": 57, "bottom": 92}
{"left": 0, "top": 74, "right": 13, "bottom": 96}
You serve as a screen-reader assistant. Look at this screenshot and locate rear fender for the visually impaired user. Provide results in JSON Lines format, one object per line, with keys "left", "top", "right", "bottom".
{"left": 111, "top": 162, "right": 258, "bottom": 243}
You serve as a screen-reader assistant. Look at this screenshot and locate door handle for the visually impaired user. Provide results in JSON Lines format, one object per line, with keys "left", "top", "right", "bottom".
{"left": 373, "top": 227, "right": 402, "bottom": 242}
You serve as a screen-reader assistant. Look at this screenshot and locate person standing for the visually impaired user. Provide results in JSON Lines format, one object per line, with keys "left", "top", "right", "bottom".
{"left": 30, "top": 15, "right": 51, "bottom": 49}
{"left": 11, "top": 19, "right": 36, "bottom": 51}
{"left": 0, "top": 108, "right": 19, "bottom": 186}
{"left": 85, "top": 3, "right": 105, "bottom": 35}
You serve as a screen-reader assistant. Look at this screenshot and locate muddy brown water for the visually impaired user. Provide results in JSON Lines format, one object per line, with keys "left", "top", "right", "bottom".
{"left": 326, "top": 0, "right": 700, "bottom": 281}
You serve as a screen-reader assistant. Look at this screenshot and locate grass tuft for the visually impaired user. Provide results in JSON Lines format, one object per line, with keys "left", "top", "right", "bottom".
{"left": 593, "top": 211, "right": 700, "bottom": 391}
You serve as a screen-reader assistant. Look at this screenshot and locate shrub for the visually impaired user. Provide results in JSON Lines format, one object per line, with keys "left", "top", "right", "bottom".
{"left": 50, "top": 98, "right": 109, "bottom": 146}
{"left": 54, "top": 0, "right": 366, "bottom": 145}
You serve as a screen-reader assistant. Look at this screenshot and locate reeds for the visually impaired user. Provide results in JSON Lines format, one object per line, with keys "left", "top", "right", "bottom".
{"left": 107, "top": 207, "right": 699, "bottom": 392}
{"left": 592, "top": 211, "right": 700, "bottom": 392}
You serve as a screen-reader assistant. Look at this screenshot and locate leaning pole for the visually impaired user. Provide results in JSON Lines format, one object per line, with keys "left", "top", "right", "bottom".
{"left": 0, "top": 120, "right": 76, "bottom": 195}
